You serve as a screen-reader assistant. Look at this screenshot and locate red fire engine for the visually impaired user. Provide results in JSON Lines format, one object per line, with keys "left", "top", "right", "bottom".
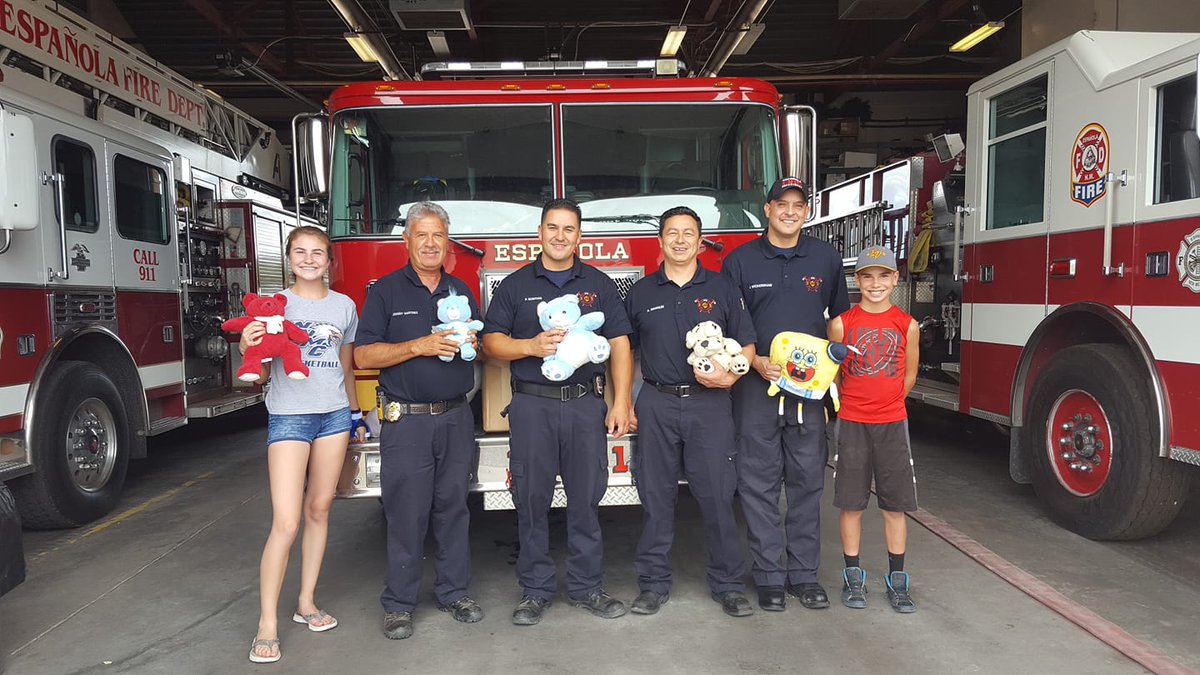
{"left": 299, "top": 60, "right": 815, "bottom": 509}
{"left": 811, "top": 31, "right": 1200, "bottom": 540}
{"left": 0, "top": 0, "right": 310, "bottom": 527}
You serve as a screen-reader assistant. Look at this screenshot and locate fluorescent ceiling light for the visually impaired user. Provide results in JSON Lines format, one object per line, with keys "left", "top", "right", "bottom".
{"left": 427, "top": 30, "right": 451, "bottom": 58}
{"left": 344, "top": 32, "right": 378, "bottom": 63}
{"left": 660, "top": 26, "right": 687, "bottom": 57}
{"left": 949, "top": 21, "right": 1004, "bottom": 52}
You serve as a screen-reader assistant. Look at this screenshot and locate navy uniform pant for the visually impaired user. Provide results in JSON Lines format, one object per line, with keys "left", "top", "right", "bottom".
{"left": 633, "top": 385, "right": 744, "bottom": 595}
{"left": 379, "top": 404, "right": 474, "bottom": 614}
{"left": 733, "top": 385, "right": 828, "bottom": 587}
{"left": 507, "top": 392, "right": 608, "bottom": 602}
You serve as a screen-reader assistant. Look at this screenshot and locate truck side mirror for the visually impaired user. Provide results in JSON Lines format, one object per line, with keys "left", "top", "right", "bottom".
{"left": 780, "top": 105, "right": 818, "bottom": 221}
{"left": 293, "top": 113, "right": 329, "bottom": 201}
{"left": 0, "top": 110, "right": 38, "bottom": 231}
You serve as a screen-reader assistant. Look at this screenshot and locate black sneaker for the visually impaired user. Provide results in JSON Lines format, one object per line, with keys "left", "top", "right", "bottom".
{"left": 841, "top": 567, "right": 868, "bottom": 609}
{"left": 630, "top": 590, "right": 669, "bottom": 615}
{"left": 512, "top": 595, "right": 551, "bottom": 626}
{"left": 438, "top": 595, "right": 484, "bottom": 623}
{"left": 568, "top": 589, "right": 628, "bottom": 619}
{"left": 382, "top": 611, "right": 413, "bottom": 640}
{"left": 886, "top": 571, "right": 917, "bottom": 613}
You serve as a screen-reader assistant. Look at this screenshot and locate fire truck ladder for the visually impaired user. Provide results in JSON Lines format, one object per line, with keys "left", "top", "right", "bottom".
{"left": 0, "top": 45, "right": 269, "bottom": 163}
{"left": 806, "top": 200, "right": 909, "bottom": 270}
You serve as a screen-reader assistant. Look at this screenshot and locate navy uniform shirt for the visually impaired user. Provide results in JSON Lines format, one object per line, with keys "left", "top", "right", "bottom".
{"left": 482, "top": 255, "right": 632, "bottom": 387}
{"left": 721, "top": 233, "right": 850, "bottom": 355}
{"left": 356, "top": 264, "right": 480, "bottom": 402}
{"left": 626, "top": 264, "right": 756, "bottom": 386}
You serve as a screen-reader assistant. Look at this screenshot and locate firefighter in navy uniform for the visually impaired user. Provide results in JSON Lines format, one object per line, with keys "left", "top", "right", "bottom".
{"left": 624, "top": 206, "right": 756, "bottom": 618}
{"left": 722, "top": 178, "right": 851, "bottom": 612}
{"left": 482, "top": 198, "right": 635, "bottom": 626}
{"left": 354, "top": 202, "right": 484, "bottom": 640}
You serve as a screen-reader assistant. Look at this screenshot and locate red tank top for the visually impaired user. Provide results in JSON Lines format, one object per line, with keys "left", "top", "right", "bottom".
{"left": 837, "top": 305, "right": 912, "bottom": 424}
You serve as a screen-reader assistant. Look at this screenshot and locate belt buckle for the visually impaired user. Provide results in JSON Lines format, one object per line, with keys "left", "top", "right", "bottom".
{"left": 677, "top": 385, "right": 692, "bottom": 398}
{"left": 430, "top": 400, "right": 446, "bottom": 415}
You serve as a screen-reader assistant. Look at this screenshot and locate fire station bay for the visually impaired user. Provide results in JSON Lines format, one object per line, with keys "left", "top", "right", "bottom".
{"left": 4, "top": 0, "right": 1200, "bottom": 672}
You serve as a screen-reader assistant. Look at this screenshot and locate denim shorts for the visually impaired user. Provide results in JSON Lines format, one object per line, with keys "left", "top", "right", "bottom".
{"left": 267, "top": 408, "right": 352, "bottom": 445}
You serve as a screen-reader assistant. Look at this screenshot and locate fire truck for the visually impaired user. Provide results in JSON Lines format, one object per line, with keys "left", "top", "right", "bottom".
{"left": 0, "top": 0, "right": 309, "bottom": 527}
{"left": 810, "top": 31, "right": 1200, "bottom": 540}
{"left": 298, "top": 60, "right": 815, "bottom": 509}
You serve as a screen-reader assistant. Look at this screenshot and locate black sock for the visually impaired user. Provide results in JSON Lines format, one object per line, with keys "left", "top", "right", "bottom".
{"left": 888, "top": 551, "right": 905, "bottom": 573}
{"left": 844, "top": 553, "right": 860, "bottom": 569}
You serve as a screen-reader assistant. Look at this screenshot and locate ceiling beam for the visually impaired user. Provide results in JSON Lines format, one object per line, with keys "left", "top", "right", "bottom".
{"left": 868, "top": 0, "right": 970, "bottom": 69}
{"left": 703, "top": 0, "right": 725, "bottom": 22}
{"left": 182, "top": 0, "right": 288, "bottom": 74}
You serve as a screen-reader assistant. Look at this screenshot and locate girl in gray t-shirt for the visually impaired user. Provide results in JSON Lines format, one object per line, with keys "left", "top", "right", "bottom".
{"left": 238, "top": 226, "right": 366, "bottom": 663}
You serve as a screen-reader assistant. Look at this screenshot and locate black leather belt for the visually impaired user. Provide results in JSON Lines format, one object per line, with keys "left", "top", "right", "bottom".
{"left": 646, "top": 380, "right": 699, "bottom": 398}
{"left": 513, "top": 380, "right": 591, "bottom": 401}
{"left": 378, "top": 394, "right": 465, "bottom": 422}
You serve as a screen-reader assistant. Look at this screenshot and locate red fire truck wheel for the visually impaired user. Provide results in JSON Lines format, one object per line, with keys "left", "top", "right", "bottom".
{"left": 1023, "top": 344, "right": 1190, "bottom": 540}
{"left": 11, "top": 362, "right": 131, "bottom": 529}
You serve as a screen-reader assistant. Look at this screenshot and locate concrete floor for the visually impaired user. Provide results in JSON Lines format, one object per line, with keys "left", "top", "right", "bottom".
{"left": 2, "top": 404, "right": 1196, "bottom": 674}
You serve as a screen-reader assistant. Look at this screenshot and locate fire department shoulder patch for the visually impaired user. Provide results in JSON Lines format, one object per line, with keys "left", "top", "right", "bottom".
{"left": 694, "top": 298, "right": 717, "bottom": 313}
{"left": 1176, "top": 227, "right": 1200, "bottom": 293}
{"left": 1070, "top": 122, "right": 1109, "bottom": 207}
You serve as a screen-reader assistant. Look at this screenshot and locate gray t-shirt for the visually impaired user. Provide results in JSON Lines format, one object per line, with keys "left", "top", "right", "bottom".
{"left": 264, "top": 288, "right": 359, "bottom": 415}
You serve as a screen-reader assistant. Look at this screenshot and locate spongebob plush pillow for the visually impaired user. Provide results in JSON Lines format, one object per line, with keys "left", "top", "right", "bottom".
{"left": 766, "top": 331, "right": 851, "bottom": 424}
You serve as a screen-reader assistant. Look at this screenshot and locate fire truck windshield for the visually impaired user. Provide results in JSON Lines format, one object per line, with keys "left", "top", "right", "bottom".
{"left": 328, "top": 101, "right": 777, "bottom": 237}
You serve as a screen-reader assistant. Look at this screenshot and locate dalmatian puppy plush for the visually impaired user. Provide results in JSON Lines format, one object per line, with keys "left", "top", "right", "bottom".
{"left": 685, "top": 320, "right": 750, "bottom": 376}
{"left": 537, "top": 293, "right": 610, "bottom": 382}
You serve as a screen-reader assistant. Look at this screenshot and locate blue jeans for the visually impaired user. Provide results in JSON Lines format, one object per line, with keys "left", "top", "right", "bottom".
{"left": 267, "top": 408, "right": 352, "bottom": 445}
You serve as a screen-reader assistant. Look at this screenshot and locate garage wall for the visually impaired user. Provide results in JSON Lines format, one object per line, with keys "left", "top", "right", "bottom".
{"left": 1023, "top": 0, "right": 1200, "bottom": 56}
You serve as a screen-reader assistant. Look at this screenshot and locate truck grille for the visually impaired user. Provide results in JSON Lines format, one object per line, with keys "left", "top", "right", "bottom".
{"left": 480, "top": 267, "right": 642, "bottom": 312}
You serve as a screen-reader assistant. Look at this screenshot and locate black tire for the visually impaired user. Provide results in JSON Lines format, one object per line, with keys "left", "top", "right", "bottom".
{"left": 1024, "top": 344, "right": 1190, "bottom": 540}
{"left": 11, "top": 362, "right": 131, "bottom": 529}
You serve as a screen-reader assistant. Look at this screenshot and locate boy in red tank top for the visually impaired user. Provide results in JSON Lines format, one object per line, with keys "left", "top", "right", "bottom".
{"left": 827, "top": 245, "right": 920, "bottom": 613}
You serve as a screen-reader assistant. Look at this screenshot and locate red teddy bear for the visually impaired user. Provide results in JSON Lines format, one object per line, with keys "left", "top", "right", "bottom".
{"left": 221, "top": 293, "right": 310, "bottom": 382}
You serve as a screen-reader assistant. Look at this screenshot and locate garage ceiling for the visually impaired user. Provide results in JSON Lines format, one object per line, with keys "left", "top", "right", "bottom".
{"left": 96, "top": 0, "right": 1022, "bottom": 132}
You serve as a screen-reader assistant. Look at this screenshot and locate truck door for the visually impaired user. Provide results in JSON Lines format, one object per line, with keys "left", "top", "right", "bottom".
{"left": 106, "top": 146, "right": 184, "bottom": 398}
{"left": 42, "top": 123, "right": 113, "bottom": 292}
{"left": 963, "top": 67, "right": 1051, "bottom": 419}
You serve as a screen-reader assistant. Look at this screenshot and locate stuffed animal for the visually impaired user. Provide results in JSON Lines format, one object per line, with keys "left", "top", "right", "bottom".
{"left": 221, "top": 293, "right": 310, "bottom": 382}
{"left": 432, "top": 288, "right": 484, "bottom": 362}
{"left": 766, "top": 331, "right": 851, "bottom": 425}
{"left": 685, "top": 321, "right": 750, "bottom": 375}
{"left": 537, "top": 293, "right": 610, "bottom": 382}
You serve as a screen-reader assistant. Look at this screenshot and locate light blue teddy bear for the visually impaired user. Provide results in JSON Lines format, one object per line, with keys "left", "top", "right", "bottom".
{"left": 537, "top": 293, "right": 610, "bottom": 382}
{"left": 433, "top": 288, "right": 484, "bottom": 362}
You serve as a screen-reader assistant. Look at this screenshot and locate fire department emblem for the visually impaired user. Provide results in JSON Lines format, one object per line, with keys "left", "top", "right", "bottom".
{"left": 576, "top": 291, "right": 598, "bottom": 308}
{"left": 694, "top": 298, "right": 717, "bottom": 313}
{"left": 1176, "top": 227, "right": 1200, "bottom": 293}
{"left": 802, "top": 276, "right": 823, "bottom": 292}
{"left": 1070, "top": 123, "right": 1109, "bottom": 207}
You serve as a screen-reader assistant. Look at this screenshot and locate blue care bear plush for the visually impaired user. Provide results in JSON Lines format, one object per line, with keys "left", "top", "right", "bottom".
{"left": 537, "top": 293, "right": 611, "bottom": 382}
{"left": 433, "top": 288, "right": 484, "bottom": 362}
